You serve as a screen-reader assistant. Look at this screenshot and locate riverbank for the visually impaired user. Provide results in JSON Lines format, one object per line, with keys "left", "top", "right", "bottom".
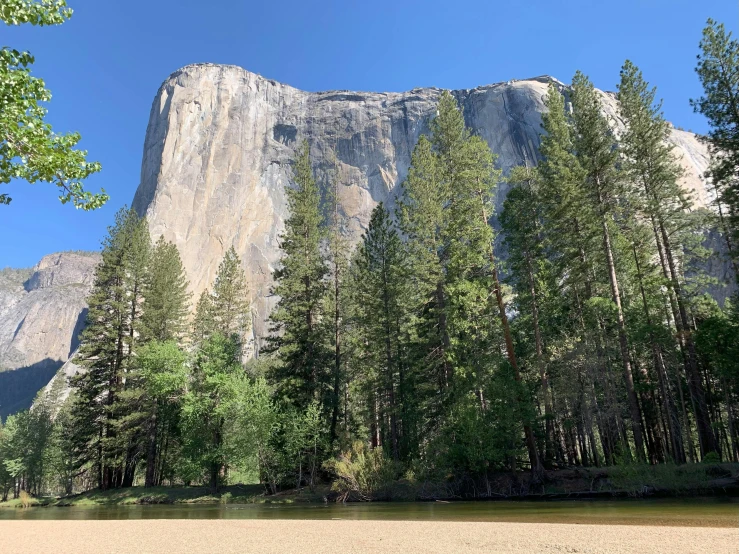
{"left": 2, "top": 462, "right": 738, "bottom": 508}
{"left": 0, "top": 484, "right": 327, "bottom": 508}
{"left": 2, "top": 520, "right": 737, "bottom": 553}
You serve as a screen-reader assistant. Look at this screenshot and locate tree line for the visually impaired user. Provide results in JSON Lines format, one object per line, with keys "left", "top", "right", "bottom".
{"left": 2, "top": 19, "right": 739, "bottom": 501}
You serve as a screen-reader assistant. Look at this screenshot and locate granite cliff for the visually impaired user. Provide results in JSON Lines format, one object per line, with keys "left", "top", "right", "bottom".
{"left": 132, "top": 64, "right": 718, "bottom": 350}
{"left": 0, "top": 65, "right": 727, "bottom": 417}
{"left": 0, "top": 252, "right": 99, "bottom": 419}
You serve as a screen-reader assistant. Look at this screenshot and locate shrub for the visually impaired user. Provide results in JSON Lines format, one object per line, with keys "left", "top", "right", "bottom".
{"left": 323, "top": 441, "right": 404, "bottom": 501}
{"left": 702, "top": 451, "right": 721, "bottom": 464}
{"left": 609, "top": 463, "right": 726, "bottom": 495}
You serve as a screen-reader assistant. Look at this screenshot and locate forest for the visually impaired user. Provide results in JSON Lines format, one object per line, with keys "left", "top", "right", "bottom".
{"left": 1, "top": 19, "right": 738, "bottom": 503}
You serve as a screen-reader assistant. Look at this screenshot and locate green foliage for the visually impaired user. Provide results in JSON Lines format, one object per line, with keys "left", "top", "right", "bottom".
{"left": 11, "top": 31, "right": 739, "bottom": 499}
{"left": 348, "top": 203, "right": 414, "bottom": 461}
{"left": 610, "top": 462, "right": 730, "bottom": 495}
{"left": 692, "top": 19, "right": 739, "bottom": 283}
{"left": 221, "top": 375, "right": 279, "bottom": 485}
{"left": 267, "top": 141, "right": 329, "bottom": 411}
{"left": 397, "top": 90, "right": 504, "bottom": 418}
{"left": 141, "top": 236, "right": 191, "bottom": 344}
{"left": 0, "top": 0, "right": 106, "bottom": 209}
{"left": 70, "top": 208, "right": 151, "bottom": 490}
{"left": 1, "top": 0, "right": 71, "bottom": 26}
{"left": 192, "top": 247, "right": 250, "bottom": 349}
{"left": 324, "top": 441, "right": 403, "bottom": 501}
{"left": 181, "top": 333, "right": 243, "bottom": 491}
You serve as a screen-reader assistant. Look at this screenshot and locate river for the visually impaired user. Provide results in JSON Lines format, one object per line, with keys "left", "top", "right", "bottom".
{"left": 1, "top": 497, "right": 737, "bottom": 526}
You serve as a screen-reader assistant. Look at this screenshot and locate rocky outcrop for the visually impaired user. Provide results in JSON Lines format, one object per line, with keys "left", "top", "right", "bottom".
{"left": 1, "top": 66, "right": 729, "bottom": 417}
{"left": 132, "top": 64, "right": 720, "bottom": 350}
{"left": 0, "top": 252, "right": 99, "bottom": 419}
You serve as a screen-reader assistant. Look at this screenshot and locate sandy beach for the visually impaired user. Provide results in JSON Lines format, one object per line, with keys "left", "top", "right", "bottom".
{"left": 2, "top": 519, "right": 738, "bottom": 554}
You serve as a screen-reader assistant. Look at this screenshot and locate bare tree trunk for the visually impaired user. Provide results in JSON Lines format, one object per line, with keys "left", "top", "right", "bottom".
{"left": 145, "top": 405, "right": 158, "bottom": 487}
{"left": 657, "top": 219, "right": 717, "bottom": 456}
{"left": 479, "top": 191, "right": 542, "bottom": 479}
{"left": 632, "top": 244, "right": 684, "bottom": 463}
{"left": 599, "top": 212, "right": 645, "bottom": 461}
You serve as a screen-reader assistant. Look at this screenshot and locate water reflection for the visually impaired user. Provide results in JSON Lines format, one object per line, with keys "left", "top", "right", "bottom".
{"left": 1, "top": 498, "right": 738, "bottom": 527}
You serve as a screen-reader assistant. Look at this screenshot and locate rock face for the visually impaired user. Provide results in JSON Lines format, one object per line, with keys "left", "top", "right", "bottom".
{"left": 0, "top": 252, "right": 99, "bottom": 419}
{"left": 132, "top": 64, "right": 719, "bottom": 349}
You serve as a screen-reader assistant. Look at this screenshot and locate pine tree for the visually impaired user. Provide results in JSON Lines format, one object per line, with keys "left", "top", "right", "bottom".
{"left": 399, "top": 91, "right": 542, "bottom": 476}
{"left": 324, "top": 159, "right": 351, "bottom": 446}
{"left": 396, "top": 133, "right": 447, "bottom": 412}
{"left": 192, "top": 246, "right": 251, "bottom": 354}
{"left": 570, "top": 71, "right": 647, "bottom": 461}
{"left": 268, "top": 141, "right": 329, "bottom": 412}
{"left": 691, "top": 18, "right": 739, "bottom": 280}
{"left": 502, "top": 166, "right": 559, "bottom": 465}
{"left": 142, "top": 235, "right": 191, "bottom": 344}
{"left": 618, "top": 60, "right": 713, "bottom": 459}
{"left": 71, "top": 208, "right": 150, "bottom": 490}
{"left": 538, "top": 84, "right": 628, "bottom": 466}
{"left": 349, "top": 203, "right": 411, "bottom": 460}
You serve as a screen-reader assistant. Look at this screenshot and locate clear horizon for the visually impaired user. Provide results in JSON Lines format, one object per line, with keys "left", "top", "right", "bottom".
{"left": 1, "top": 0, "right": 736, "bottom": 268}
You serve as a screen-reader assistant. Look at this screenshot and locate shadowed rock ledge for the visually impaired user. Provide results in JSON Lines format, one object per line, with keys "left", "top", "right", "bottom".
{"left": 132, "top": 63, "right": 719, "bottom": 350}
{"left": 0, "top": 252, "right": 99, "bottom": 419}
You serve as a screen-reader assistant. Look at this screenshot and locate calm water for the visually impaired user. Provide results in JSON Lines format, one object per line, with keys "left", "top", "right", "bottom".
{"left": 1, "top": 498, "right": 738, "bottom": 527}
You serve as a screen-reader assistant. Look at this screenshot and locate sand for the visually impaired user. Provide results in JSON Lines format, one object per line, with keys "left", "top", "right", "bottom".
{"left": 2, "top": 519, "right": 738, "bottom": 553}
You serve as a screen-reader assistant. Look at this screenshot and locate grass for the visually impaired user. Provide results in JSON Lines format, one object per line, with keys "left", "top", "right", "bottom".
{"left": 0, "top": 484, "right": 329, "bottom": 509}
{"left": 609, "top": 462, "right": 738, "bottom": 496}
{"left": 1, "top": 462, "right": 737, "bottom": 509}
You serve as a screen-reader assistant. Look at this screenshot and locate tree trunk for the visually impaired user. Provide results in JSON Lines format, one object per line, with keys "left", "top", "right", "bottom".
{"left": 657, "top": 219, "right": 717, "bottom": 456}
{"left": 599, "top": 212, "right": 645, "bottom": 460}
{"left": 632, "top": 243, "right": 685, "bottom": 463}
{"left": 524, "top": 250, "right": 555, "bottom": 464}
{"left": 479, "top": 190, "right": 542, "bottom": 478}
{"left": 145, "top": 404, "right": 158, "bottom": 487}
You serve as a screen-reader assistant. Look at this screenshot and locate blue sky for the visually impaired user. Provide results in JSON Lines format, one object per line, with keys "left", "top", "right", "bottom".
{"left": 1, "top": 0, "right": 737, "bottom": 268}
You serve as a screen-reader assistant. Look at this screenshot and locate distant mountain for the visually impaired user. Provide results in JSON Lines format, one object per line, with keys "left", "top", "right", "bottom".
{"left": 0, "top": 252, "right": 99, "bottom": 420}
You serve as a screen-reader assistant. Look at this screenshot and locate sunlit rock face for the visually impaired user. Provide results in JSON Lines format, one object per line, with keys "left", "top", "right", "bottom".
{"left": 0, "top": 252, "right": 99, "bottom": 419}
{"left": 133, "top": 64, "right": 719, "bottom": 350}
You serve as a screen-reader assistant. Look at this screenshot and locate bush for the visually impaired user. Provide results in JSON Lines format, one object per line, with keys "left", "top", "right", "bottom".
{"left": 702, "top": 451, "right": 721, "bottom": 464}
{"left": 609, "top": 462, "right": 728, "bottom": 495}
{"left": 324, "top": 441, "right": 405, "bottom": 501}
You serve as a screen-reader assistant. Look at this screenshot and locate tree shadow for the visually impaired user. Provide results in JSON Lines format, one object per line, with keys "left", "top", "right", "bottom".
{"left": 69, "top": 307, "right": 88, "bottom": 357}
{"left": 0, "top": 358, "right": 62, "bottom": 421}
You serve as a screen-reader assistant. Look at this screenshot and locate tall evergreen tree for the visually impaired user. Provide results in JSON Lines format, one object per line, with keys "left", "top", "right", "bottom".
{"left": 71, "top": 208, "right": 150, "bottom": 490}
{"left": 193, "top": 246, "right": 250, "bottom": 353}
{"left": 349, "top": 203, "right": 412, "bottom": 460}
{"left": 618, "top": 59, "right": 715, "bottom": 459}
{"left": 324, "top": 162, "right": 351, "bottom": 446}
{"left": 570, "top": 72, "right": 647, "bottom": 461}
{"left": 502, "top": 166, "right": 560, "bottom": 465}
{"left": 538, "top": 84, "right": 624, "bottom": 466}
{"left": 399, "top": 91, "right": 542, "bottom": 476}
{"left": 141, "top": 235, "right": 191, "bottom": 344}
{"left": 692, "top": 18, "right": 739, "bottom": 281}
{"left": 268, "top": 141, "right": 329, "bottom": 412}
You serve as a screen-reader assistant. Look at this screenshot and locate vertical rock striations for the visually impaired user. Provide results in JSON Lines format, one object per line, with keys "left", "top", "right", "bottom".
{"left": 0, "top": 252, "right": 99, "bottom": 419}
{"left": 132, "top": 64, "right": 718, "bottom": 348}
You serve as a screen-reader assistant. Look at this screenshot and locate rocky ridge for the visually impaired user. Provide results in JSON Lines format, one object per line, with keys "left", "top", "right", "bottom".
{"left": 0, "top": 65, "right": 731, "bottom": 417}
{"left": 132, "top": 64, "right": 721, "bottom": 349}
{"left": 0, "top": 252, "right": 99, "bottom": 419}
